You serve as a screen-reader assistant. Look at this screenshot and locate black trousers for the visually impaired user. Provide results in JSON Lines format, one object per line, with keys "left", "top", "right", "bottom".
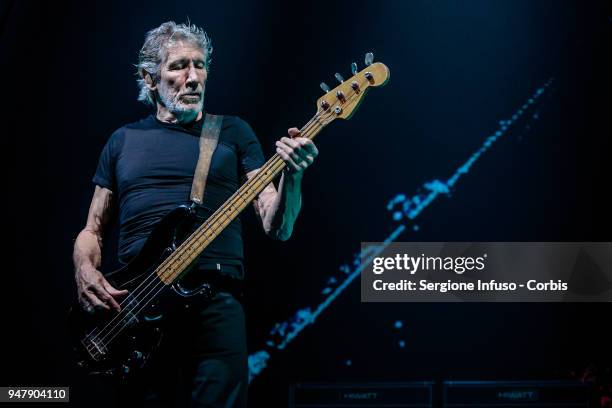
{"left": 115, "top": 291, "right": 248, "bottom": 408}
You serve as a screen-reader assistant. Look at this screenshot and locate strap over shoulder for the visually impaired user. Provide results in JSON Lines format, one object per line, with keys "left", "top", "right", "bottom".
{"left": 190, "top": 113, "right": 223, "bottom": 205}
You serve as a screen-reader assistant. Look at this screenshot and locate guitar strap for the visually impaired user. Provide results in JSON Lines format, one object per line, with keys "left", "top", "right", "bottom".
{"left": 190, "top": 113, "right": 223, "bottom": 205}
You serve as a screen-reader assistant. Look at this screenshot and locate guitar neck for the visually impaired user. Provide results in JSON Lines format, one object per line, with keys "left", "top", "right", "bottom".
{"left": 155, "top": 111, "right": 329, "bottom": 284}
{"left": 153, "top": 60, "right": 391, "bottom": 284}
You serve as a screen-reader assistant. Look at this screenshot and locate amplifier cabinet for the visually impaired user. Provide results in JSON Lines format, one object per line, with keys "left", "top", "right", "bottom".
{"left": 443, "top": 380, "right": 590, "bottom": 408}
{"left": 290, "top": 382, "right": 434, "bottom": 407}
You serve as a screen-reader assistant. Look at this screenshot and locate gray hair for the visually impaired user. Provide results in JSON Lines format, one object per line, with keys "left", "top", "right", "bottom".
{"left": 136, "top": 21, "right": 213, "bottom": 106}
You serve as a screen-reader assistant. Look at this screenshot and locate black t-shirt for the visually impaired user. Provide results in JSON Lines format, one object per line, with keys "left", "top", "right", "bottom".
{"left": 93, "top": 114, "right": 265, "bottom": 277}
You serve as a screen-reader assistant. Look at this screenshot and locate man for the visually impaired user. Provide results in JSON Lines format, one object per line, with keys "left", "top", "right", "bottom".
{"left": 72, "top": 21, "right": 318, "bottom": 407}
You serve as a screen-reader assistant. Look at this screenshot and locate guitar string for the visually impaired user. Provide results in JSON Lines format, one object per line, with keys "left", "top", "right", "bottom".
{"left": 86, "top": 82, "right": 366, "bottom": 352}
{"left": 88, "top": 116, "right": 327, "bottom": 351}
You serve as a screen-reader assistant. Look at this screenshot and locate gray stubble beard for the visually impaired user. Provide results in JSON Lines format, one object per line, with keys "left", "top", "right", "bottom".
{"left": 157, "top": 88, "right": 205, "bottom": 123}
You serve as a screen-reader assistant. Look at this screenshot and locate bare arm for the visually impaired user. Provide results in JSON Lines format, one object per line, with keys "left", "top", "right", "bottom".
{"left": 250, "top": 128, "right": 318, "bottom": 241}
{"left": 250, "top": 169, "right": 303, "bottom": 241}
{"left": 73, "top": 185, "right": 127, "bottom": 312}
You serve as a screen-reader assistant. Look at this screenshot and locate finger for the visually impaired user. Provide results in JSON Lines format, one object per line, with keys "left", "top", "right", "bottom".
{"left": 299, "top": 157, "right": 312, "bottom": 170}
{"left": 276, "top": 147, "right": 300, "bottom": 171}
{"left": 287, "top": 127, "right": 300, "bottom": 138}
{"left": 297, "top": 139, "right": 319, "bottom": 156}
{"left": 291, "top": 138, "right": 318, "bottom": 160}
{"left": 276, "top": 147, "right": 301, "bottom": 172}
{"left": 87, "top": 280, "right": 119, "bottom": 311}
{"left": 280, "top": 138, "right": 313, "bottom": 163}
{"left": 296, "top": 152, "right": 315, "bottom": 170}
{"left": 292, "top": 145, "right": 315, "bottom": 162}
{"left": 283, "top": 145, "right": 312, "bottom": 168}
{"left": 280, "top": 136, "right": 301, "bottom": 150}
{"left": 82, "top": 303, "right": 94, "bottom": 314}
{"left": 84, "top": 290, "right": 110, "bottom": 311}
{"left": 277, "top": 142, "right": 313, "bottom": 172}
{"left": 276, "top": 141, "right": 301, "bottom": 163}
{"left": 102, "top": 279, "right": 129, "bottom": 297}
{"left": 78, "top": 295, "right": 95, "bottom": 314}
{"left": 93, "top": 284, "right": 122, "bottom": 312}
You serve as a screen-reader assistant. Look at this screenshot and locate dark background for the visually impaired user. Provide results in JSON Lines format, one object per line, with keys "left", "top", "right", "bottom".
{"left": 3, "top": 0, "right": 611, "bottom": 406}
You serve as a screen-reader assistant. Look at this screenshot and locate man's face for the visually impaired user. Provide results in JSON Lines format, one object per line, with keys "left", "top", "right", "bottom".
{"left": 155, "top": 40, "right": 207, "bottom": 118}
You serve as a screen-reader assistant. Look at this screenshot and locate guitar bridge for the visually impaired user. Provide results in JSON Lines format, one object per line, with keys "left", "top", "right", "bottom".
{"left": 82, "top": 336, "right": 108, "bottom": 361}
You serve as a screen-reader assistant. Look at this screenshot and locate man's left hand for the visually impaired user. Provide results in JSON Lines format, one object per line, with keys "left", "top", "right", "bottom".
{"left": 275, "top": 127, "right": 319, "bottom": 174}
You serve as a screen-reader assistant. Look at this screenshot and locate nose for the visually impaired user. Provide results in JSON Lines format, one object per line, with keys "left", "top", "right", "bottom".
{"left": 185, "top": 64, "right": 199, "bottom": 90}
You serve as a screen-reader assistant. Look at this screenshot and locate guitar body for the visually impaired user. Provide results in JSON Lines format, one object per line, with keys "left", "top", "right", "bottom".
{"left": 68, "top": 205, "right": 196, "bottom": 378}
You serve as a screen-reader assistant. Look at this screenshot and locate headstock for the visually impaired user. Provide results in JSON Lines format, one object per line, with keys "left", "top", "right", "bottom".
{"left": 316, "top": 52, "right": 390, "bottom": 123}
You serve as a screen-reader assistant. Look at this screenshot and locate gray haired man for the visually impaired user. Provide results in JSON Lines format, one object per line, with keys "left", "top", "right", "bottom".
{"left": 73, "top": 21, "right": 318, "bottom": 406}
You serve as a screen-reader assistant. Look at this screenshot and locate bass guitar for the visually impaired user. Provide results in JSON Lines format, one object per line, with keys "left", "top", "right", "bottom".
{"left": 68, "top": 55, "right": 390, "bottom": 378}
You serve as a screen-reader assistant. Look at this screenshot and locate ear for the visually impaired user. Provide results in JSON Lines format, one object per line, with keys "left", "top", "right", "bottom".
{"left": 142, "top": 70, "right": 157, "bottom": 91}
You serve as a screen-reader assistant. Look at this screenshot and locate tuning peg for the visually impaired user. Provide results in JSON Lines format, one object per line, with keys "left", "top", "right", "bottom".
{"left": 351, "top": 62, "right": 358, "bottom": 75}
{"left": 320, "top": 82, "right": 330, "bottom": 93}
{"left": 365, "top": 52, "right": 374, "bottom": 66}
{"left": 334, "top": 73, "right": 344, "bottom": 83}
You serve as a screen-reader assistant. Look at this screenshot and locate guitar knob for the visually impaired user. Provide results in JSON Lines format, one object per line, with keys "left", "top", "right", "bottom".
{"left": 131, "top": 350, "right": 143, "bottom": 360}
{"left": 334, "top": 73, "right": 344, "bottom": 83}
{"left": 351, "top": 62, "right": 358, "bottom": 75}
{"left": 320, "top": 82, "right": 330, "bottom": 93}
{"left": 365, "top": 52, "right": 374, "bottom": 66}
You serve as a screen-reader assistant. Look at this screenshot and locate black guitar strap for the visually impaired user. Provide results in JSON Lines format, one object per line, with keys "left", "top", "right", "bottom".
{"left": 190, "top": 113, "right": 223, "bottom": 205}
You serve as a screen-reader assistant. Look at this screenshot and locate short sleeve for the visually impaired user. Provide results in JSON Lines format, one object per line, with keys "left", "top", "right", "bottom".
{"left": 235, "top": 118, "right": 265, "bottom": 173}
{"left": 92, "top": 129, "right": 124, "bottom": 192}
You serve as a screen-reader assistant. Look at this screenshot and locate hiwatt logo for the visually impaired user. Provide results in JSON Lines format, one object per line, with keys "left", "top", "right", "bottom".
{"left": 497, "top": 390, "right": 538, "bottom": 401}
{"left": 341, "top": 391, "right": 379, "bottom": 400}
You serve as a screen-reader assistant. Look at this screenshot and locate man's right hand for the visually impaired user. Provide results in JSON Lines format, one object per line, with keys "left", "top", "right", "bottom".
{"left": 76, "top": 265, "right": 128, "bottom": 313}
